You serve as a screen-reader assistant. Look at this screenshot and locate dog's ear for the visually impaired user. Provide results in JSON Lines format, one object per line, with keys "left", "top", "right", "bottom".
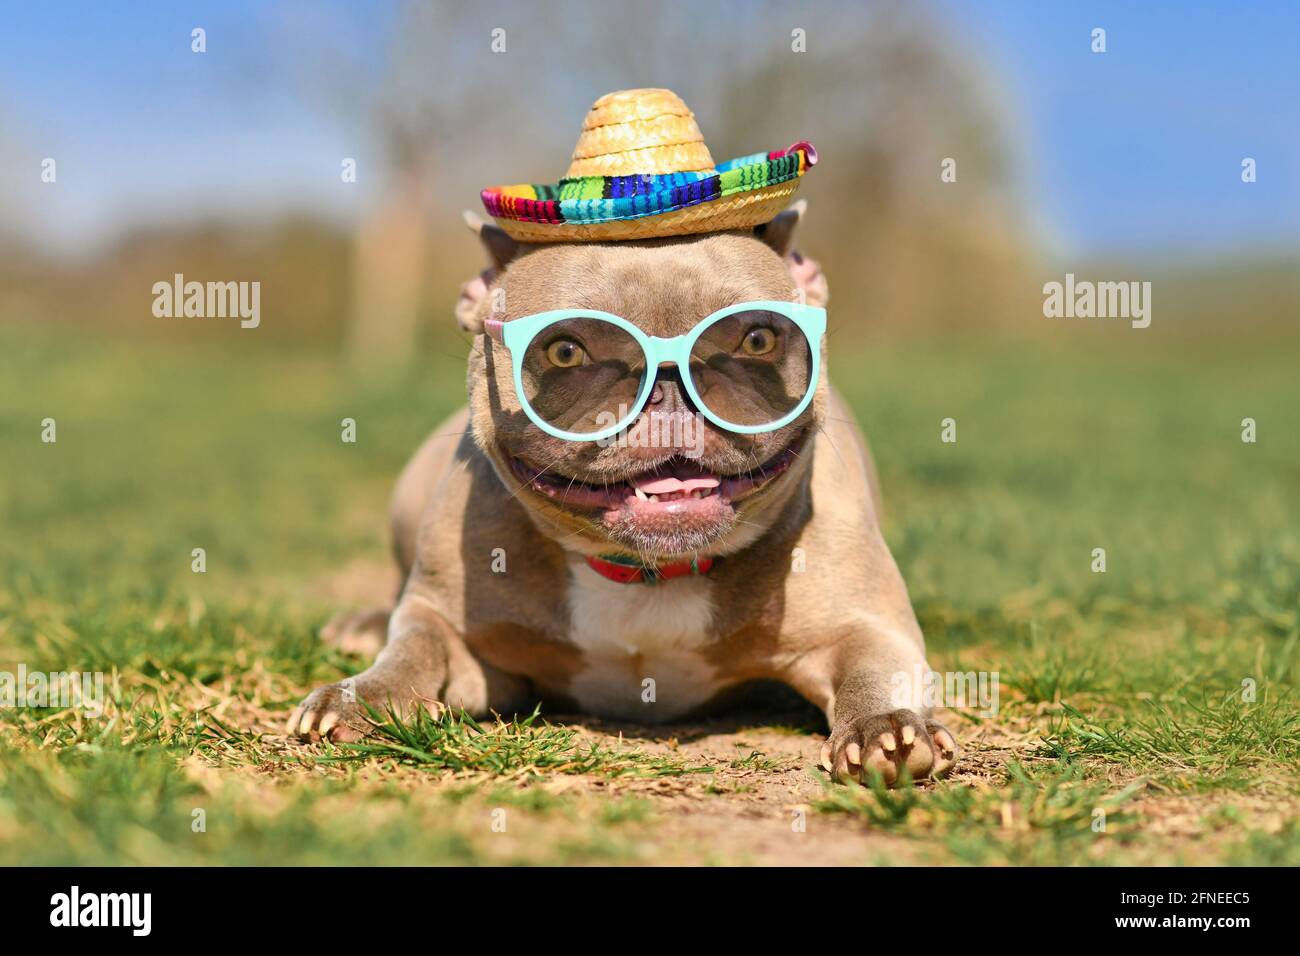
{"left": 456, "top": 211, "right": 522, "bottom": 333}
{"left": 465, "top": 210, "right": 519, "bottom": 270}
{"left": 755, "top": 199, "right": 805, "bottom": 257}
{"left": 755, "top": 200, "right": 828, "bottom": 308}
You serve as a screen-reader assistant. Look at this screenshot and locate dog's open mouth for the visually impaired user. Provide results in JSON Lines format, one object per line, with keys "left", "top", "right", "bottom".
{"left": 508, "top": 432, "right": 806, "bottom": 519}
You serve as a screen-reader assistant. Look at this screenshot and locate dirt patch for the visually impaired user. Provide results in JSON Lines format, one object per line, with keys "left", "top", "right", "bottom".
{"left": 560, "top": 718, "right": 933, "bottom": 864}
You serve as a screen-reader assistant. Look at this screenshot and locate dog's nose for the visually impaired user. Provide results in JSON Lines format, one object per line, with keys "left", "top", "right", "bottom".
{"left": 649, "top": 367, "right": 700, "bottom": 415}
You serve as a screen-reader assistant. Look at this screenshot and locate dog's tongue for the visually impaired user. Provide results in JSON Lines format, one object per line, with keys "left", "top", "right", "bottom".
{"left": 634, "top": 475, "right": 720, "bottom": 495}
{"left": 631, "top": 460, "right": 721, "bottom": 495}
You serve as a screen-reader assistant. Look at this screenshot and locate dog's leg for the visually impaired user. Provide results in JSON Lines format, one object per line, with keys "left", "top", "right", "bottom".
{"left": 288, "top": 596, "right": 526, "bottom": 742}
{"left": 790, "top": 627, "right": 959, "bottom": 786}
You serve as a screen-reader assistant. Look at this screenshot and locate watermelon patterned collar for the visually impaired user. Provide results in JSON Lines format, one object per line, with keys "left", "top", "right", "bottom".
{"left": 585, "top": 553, "right": 716, "bottom": 585}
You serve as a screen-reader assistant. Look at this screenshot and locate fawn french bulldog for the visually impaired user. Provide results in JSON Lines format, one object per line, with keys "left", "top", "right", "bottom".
{"left": 288, "top": 203, "right": 958, "bottom": 786}
{"left": 289, "top": 88, "right": 956, "bottom": 785}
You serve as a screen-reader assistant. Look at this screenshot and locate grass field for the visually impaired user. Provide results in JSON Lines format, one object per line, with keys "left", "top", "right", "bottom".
{"left": 1, "top": 322, "right": 1297, "bottom": 865}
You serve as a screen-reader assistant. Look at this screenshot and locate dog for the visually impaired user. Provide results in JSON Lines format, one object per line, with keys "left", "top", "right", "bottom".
{"left": 288, "top": 202, "right": 957, "bottom": 786}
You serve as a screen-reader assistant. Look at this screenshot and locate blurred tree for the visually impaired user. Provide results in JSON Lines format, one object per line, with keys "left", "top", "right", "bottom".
{"left": 349, "top": 0, "right": 735, "bottom": 365}
{"left": 358, "top": 0, "right": 1035, "bottom": 353}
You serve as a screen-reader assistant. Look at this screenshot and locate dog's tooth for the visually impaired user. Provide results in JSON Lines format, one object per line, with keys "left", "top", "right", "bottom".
{"left": 634, "top": 486, "right": 649, "bottom": 501}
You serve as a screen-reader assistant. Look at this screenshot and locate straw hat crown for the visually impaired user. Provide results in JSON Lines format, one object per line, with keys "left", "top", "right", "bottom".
{"left": 567, "top": 88, "right": 716, "bottom": 178}
{"left": 480, "top": 87, "right": 817, "bottom": 242}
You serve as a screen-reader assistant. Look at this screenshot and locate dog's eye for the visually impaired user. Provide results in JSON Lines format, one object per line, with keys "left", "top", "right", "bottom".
{"left": 544, "top": 338, "right": 588, "bottom": 368}
{"left": 740, "top": 326, "right": 777, "bottom": 356}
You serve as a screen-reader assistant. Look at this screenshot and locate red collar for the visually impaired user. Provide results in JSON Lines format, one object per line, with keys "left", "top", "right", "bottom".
{"left": 585, "top": 554, "right": 716, "bottom": 585}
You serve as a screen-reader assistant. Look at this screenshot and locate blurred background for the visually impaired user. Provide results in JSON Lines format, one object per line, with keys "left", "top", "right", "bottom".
{"left": 3, "top": 0, "right": 1297, "bottom": 357}
{"left": 1, "top": 0, "right": 1297, "bottom": 607}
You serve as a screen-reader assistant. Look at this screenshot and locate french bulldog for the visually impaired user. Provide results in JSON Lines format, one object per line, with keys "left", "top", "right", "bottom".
{"left": 288, "top": 202, "right": 957, "bottom": 786}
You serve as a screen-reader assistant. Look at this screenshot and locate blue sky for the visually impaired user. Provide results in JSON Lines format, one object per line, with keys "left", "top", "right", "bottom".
{"left": 3, "top": 1, "right": 1297, "bottom": 258}
{"left": 0, "top": 2, "right": 388, "bottom": 252}
{"left": 936, "top": 0, "right": 1300, "bottom": 257}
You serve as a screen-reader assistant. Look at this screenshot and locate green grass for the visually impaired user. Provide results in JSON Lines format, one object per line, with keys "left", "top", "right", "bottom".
{"left": 817, "top": 760, "right": 1146, "bottom": 865}
{"left": 1041, "top": 693, "right": 1300, "bottom": 788}
{"left": 324, "top": 703, "right": 704, "bottom": 779}
{"left": 1, "top": 322, "right": 1297, "bottom": 864}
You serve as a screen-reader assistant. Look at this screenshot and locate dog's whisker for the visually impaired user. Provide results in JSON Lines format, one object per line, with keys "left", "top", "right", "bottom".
{"left": 814, "top": 421, "right": 848, "bottom": 470}
{"left": 498, "top": 451, "right": 570, "bottom": 507}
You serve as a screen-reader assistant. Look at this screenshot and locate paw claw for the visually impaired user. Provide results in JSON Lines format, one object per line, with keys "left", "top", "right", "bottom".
{"left": 287, "top": 682, "right": 372, "bottom": 742}
{"left": 926, "top": 721, "right": 959, "bottom": 777}
{"left": 286, "top": 679, "right": 444, "bottom": 744}
{"left": 822, "top": 710, "right": 960, "bottom": 788}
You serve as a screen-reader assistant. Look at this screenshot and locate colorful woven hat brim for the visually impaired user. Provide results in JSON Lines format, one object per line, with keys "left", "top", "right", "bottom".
{"left": 482, "top": 141, "right": 817, "bottom": 242}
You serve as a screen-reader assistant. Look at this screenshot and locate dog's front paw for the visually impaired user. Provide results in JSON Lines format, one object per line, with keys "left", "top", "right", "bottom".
{"left": 285, "top": 682, "right": 372, "bottom": 743}
{"left": 819, "top": 709, "right": 958, "bottom": 786}
{"left": 287, "top": 674, "right": 447, "bottom": 743}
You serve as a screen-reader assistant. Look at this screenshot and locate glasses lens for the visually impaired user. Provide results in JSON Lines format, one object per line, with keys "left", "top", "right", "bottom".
{"left": 520, "top": 317, "right": 647, "bottom": 436}
{"left": 687, "top": 309, "right": 813, "bottom": 427}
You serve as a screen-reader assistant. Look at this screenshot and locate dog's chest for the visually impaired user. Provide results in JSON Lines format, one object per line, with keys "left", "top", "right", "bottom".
{"left": 564, "top": 559, "right": 723, "bottom": 719}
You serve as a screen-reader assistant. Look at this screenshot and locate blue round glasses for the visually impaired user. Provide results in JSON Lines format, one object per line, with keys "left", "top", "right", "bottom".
{"left": 484, "top": 300, "right": 825, "bottom": 442}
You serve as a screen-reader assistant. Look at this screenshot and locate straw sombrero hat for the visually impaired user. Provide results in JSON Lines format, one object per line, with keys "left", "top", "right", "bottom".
{"left": 480, "top": 88, "right": 817, "bottom": 243}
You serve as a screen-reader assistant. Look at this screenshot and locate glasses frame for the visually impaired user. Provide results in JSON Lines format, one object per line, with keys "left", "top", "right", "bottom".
{"left": 484, "top": 300, "right": 826, "bottom": 442}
